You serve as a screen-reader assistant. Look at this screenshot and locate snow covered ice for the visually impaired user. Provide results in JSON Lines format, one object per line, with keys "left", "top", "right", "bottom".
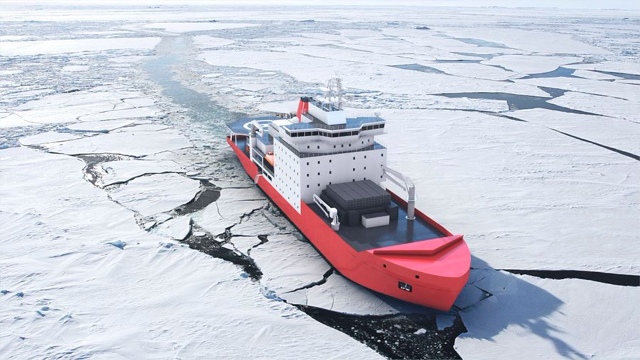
{"left": 1, "top": 1, "right": 639, "bottom": 359}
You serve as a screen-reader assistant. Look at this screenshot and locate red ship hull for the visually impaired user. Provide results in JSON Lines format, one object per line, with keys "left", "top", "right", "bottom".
{"left": 227, "top": 134, "right": 470, "bottom": 311}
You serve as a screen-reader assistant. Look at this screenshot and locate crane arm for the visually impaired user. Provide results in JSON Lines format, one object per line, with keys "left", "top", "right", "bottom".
{"left": 381, "top": 165, "right": 416, "bottom": 220}
{"left": 313, "top": 194, "right": 340, "bottom": 231}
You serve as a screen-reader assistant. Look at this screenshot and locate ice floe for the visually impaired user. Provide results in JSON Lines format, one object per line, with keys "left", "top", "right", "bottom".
{"left": 98, "top": 159, "right": 185, "bottom": 188}
{"left": 0, "top": 37, "right": 161, "bottom": 56}
{"left": 43, "top": 127, "right": 191, "bottom": 157}
{"left": 144, "top": 22, "right": 259, "bottom": 33}
{"left": 482, "top": 55, "right": 583, "bottom": 75}
{"left": 108, "top": 173, "right": 201, "bottom": 217}
{"left": 18, "top": 131, "right": 83, "bottom": 146}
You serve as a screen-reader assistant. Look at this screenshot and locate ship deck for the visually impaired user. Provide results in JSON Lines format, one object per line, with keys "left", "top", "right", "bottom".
{"left": 308, "top": 200, "right": 445, "bottom": 252}
{"left": 228, "top": 132, "right": 447, "bottom": 253}
{"left": 228, "top": 116, "right": 280, "bottom": 135}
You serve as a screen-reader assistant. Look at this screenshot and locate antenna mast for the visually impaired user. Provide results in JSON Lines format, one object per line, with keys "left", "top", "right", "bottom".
{"left": 325, "top": 77, "right": 343, "bottom": 110}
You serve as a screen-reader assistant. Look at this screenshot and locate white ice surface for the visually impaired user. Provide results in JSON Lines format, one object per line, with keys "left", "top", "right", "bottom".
{"left": 154, "top": 215, "right": 192, "bottom": 241}
{"left": 78, "top": 107, "right": 161, "bottom": 122}
{"left": 482, "top": 55, "right": 582, "bottom": 75}
{"left": 426, "top": 62, "right": 517, "bottom": 81}
{"left": 194, "top": 187, "right": 267, "bottom": 236}
{"left": 98, "top": 159, "right": 185, "bottom": 188}
{"left": 434, "top": 27, "right": 610, "bottom": 54}
{"left": 572, "top": 69, "right": 622, "bottom": 81}
{"left": 516, "top": 76, "right": 640, "bottom": 103}
{"left": 192, "top": 35, "right": 235, "bottom": 48}
{"left": 3, "top": 89, "right": 159, "bottom": 128}
{"left": 509, "top": 108, "right": 640, "bottom": 155}
{"left": 0, "top": 149, "right": 376, "bottom": 360}
{"left": 547, "top": 91, "right": 639, "bottom": 120}
{"left": 108, "top": 173, "right": 201, "bottom": 217}
{"left": 17, "top": 131, "right": 82, "bottom": 146}
{"left": 250, "top": 235, "right": 399, "bottom": 315}
{"left": 43, "top": 127, "right": 191, "bottom": 157}
{"left": 199, "top": 50, "right": 549, "bottom": 97}
{"left": 66, "top": 119, "right": 136, "bottom": 132}
{"left": 143, "top": 22, "right": 259, "bottom": 33}
{"left": 566, "top": 60, "right": 640, "bottom": 75}
{"left": 0, "top": 37, "right": 161, "bottom": 56}
{"left": 456, "top": 273, "right": 640, "bottom": 359}
{"left": 379, "top": 109, "right": 639, "bottom": 274}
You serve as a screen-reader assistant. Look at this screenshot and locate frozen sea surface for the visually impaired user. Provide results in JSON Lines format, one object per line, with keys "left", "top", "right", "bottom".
{"left": 1, "top": 3, "right": 638, "bottom": 360}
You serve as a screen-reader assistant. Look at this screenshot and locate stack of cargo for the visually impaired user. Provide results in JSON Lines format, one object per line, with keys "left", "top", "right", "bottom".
{"left": 321, "top": 180, "right": 397, "bottom": 227}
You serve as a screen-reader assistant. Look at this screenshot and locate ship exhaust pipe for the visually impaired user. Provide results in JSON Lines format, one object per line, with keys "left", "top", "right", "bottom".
{"left": 296, "top": 96, "right": 310, "bottom": 121}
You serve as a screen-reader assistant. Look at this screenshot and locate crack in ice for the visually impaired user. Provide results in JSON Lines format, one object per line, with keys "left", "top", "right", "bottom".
{"left": 502, "top": 269, "right": 640, "bottom": 287}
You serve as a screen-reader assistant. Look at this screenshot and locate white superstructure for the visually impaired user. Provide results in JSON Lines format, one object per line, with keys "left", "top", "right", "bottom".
{"left": 249, "top": 93, "right": 388, "bottom": 214}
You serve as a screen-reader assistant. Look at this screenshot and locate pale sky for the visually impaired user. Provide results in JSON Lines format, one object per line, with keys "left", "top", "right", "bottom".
{"left": 2, "top": 0, "right": 639, "bottom": 10}
{"left": 5, "top": 0, "right": 640, "bottom": 9}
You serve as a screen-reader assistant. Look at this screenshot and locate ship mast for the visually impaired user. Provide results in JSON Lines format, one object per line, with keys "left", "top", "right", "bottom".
{"left": 325, "top": 77, "right": 343, "bottom": 110}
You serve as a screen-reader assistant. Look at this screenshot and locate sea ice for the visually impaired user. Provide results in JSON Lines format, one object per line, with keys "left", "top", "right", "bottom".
{"left": 456, "top": 274, "right": 640, "bottom": 359}
{"left": 43, "top": 127, "right": 192, "bottom": 157}
{"left": 482, "top": 55, "right": 582, "bottom": 75}
{"left": 98, "top": 159, "right": 185, "bottom": 188}
{"left": 108, "top": 173, "right": 201, "bottom": 217}
{"left": 66, "top": 119, "right": 137, "bottom": 132}
{"left": 154, "top": 215, "right": 192, "bottom": 241}
{"left": 144, "top": 22, "right": 260, "bottom": 33}
{"left": 547, "top": 91, "right": 639, "bottom": 120}
{"left": 0, "top": 37, "right": 161, "bottom": 56}
{"left": 18, "top": 132, "right": 83, "bottom": 146}
{"left": 192, "top": 35, "right": 235, "bottom": 48}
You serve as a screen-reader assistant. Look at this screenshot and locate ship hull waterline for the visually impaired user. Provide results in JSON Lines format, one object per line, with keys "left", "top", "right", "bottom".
{"left": 227, "top": 134, "right": 470, "bottom": 311}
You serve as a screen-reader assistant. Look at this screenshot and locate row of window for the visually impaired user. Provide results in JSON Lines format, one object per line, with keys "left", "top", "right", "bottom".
{"left": 288, "top": 123, "right": 384, "bottom": 138}
{"left": 305, "top": 176, "right": 380, "bottom": 189}
{"left": 303, "top": 152, "right": 382, "bottom": 167}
